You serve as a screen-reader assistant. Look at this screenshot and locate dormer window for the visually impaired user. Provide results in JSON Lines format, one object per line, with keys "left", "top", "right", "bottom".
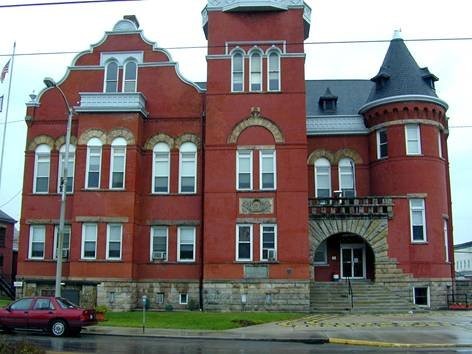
{"left": 371, "top": 69, "right": 390, "bottom": 89}
{"left": 318, "top": 88, "right": 338, "bottom": 112}
{"left": 421, "top": 67, "right": 438, "bottom": 91}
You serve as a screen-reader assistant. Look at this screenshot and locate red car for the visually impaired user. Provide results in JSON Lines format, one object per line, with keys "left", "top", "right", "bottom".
{"left": 0, "top": 296, "right": 97, "bottom": 336}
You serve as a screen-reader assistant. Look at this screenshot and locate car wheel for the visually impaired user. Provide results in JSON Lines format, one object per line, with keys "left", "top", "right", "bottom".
{"left": 50, "top": 319, "right": 67, "bottom": 337}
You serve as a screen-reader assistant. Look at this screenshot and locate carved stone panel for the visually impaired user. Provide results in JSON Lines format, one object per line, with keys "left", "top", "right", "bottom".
{"left": 240, "top": 198, "right": 273, "bottom": 214}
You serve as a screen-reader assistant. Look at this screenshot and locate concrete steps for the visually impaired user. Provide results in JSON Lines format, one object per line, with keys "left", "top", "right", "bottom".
{"left": 311, "top": 280, "right": 420, "bottom": 313}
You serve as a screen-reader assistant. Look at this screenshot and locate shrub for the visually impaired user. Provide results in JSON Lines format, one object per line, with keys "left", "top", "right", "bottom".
{"left": 187, "top": 299, "right": 199, "bottom": 311}
{"left": 164, "top": 304, "right": 173, "bottom": 312}
{"left": 0, "top": 339, "right": 46, "bottom": 354}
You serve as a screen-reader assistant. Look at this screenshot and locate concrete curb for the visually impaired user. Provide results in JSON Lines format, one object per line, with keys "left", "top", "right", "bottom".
{"left": 328, "top": 337, "right": 472, "bottom": 348}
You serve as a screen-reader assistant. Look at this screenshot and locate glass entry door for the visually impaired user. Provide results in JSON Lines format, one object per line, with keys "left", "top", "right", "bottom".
{"left": 340, "top": 244, "right": 365, "bottom": 279}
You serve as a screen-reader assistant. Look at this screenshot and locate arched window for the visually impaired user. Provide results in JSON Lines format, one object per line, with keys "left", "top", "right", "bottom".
{"left": 33, "top": 144, "right": 51, "bottom": 194}
{"left": 314, "top": 158, "right": 331, "bottom": 198}
{"left": 85, "top": 138, "right": 102, "bottom": 189}
{"left": 249, "top": 51, "right": 262, "bottom": 92}
{"left": 179, "top": 142, "right": 197, "bottom": 194}
{"left": 58, "top": 144, "right": 76, "bottom": 193}
{"left": 153, "top": 143, "right": 170, "bottom": 194}
{"left": 104, "top": 60, "right": 119, "bottom": 93}
{"left": 123, "top": 60, "right": 137, "bottom": 92}
{"left": 338, "top": 158, "right": 356, "bottom": 197}
{"left": 110, "top": 137, "right": 127, "bottom": 189}
{"left": 231, "top": 51, "right": 244, "bottom": 92}
{"left": 267, "top": 51, "right": 280, "bottom": 91}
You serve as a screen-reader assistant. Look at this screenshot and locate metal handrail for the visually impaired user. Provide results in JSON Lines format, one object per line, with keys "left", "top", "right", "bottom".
{"left": 346, "top": 277, "right": 353, "bottom": 309}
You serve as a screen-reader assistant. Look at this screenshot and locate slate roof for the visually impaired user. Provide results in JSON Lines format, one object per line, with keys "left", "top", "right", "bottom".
{"left": 366, "top": 38, "right": 438, "bottom": 104}
{"left": 0, "top": 210, "right": 16, "bottom": 224}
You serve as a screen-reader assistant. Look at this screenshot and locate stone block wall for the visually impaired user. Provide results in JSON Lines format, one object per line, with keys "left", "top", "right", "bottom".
{"left": 203, "top": 280, "right": 310, "bottom": 312}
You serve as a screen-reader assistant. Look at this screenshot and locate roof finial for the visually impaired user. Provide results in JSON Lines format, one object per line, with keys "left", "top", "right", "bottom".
{"left": 393, "top": 29, "right": 402, "bottom": 40}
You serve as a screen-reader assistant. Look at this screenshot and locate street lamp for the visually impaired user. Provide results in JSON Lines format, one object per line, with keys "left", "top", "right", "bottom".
{"left": 43, "top": 77, "right": 74, "bottom": 298}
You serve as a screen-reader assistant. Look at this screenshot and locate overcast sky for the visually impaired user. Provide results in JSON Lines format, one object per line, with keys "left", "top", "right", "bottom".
{"left": 0, "top": 0, "right": 470, "bottom": 244}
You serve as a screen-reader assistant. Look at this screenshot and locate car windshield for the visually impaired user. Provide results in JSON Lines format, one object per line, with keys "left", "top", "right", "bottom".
{"left": 56, "top": 297, "right": 78, "bottom": 309}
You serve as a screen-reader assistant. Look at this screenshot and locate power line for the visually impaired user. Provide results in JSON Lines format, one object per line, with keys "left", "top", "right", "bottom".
{"left": 1, "top": 36, "right": 472, "bottom": 58}
{"left": 0, "top": 189, "right": 21, "bottom": 208}
{"left": 0, "top": 0, "right": 142, "bottom": 8}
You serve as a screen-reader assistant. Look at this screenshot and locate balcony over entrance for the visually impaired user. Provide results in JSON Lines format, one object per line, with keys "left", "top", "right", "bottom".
{"left": 76, "top": 92, "right": 148, "bottom": 117}
{"left": 308, "top": 197, "right": 393, "bottom": 219}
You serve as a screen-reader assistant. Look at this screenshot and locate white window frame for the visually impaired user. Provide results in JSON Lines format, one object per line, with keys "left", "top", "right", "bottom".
{"left": 57, "top": 144, "right": 75, "bottom": 194}
{"left": 409, "top": 198, "right": 427, "bottom": 243}
{"left": 179, "top": 293, "right": 188, "bottom": 305}
{"left": 314, "top": 158, "right": 331, "bottom": 198}
{"left": 29, "top": 225, "right": 45, "bottom": 260}
{"left": 122, "top": 59, "right": 138, "bottom": 93}
{"left": 413, "top": 286, "right": 430, "bottom": 307}
{"left": 53, "top": 225, "right": 71, "bottom": 260}
{"left": 177, "top": 226, "right": 196, "bottom": 262}
{"left": 260, "top": 224, "right": 277, "bottom": 262}
{"left": 259, "top": 149, "right": 276, "bottom": 190}
{"left": 338, "top": 158, "right": 356, "bottom": 197}
{"left": 85, "top": 138, "right": 102, "bottom": 189}
{"left": 152, "top": 143, "right": 170, "bottom": 194}
{"left": 150, "top": 226, "right": 168, "bottom": 262}
{"left": 249, "top": 50, "right": 263, "bottom": 92}
{"left": 231, "top": 50, "right": 244, "bottom": 92}
{"left": 106, "top": 224, "right": 123, "bottom": 260}
{"left": 33, "top": 144, "right": 51, "bottom": 194}
{"left": 81, "top": 223, "right": 97, "bottom": 260}
{"left": 109, "top": 137, "right": 127, "bottom": 190}
{"left": 236, "top": 150, "right": 253, "bottom": 191}
{"left": 236, "top": 224, "right": 253, "bottom": 262}
{"left": 443, "top": 219, "right": 449, "bottom": 263}
{"left": 376, "top": 128, "right": 388, "bottom": 159}
{"left": 267, "top": 50, "right": 281, "bottom": 92}
{"left": 405, "top": 124, "right": 421, "bottom": 155}
{"left": 179, "top": 142, "right": 197, "bottom": 194}
{"left": 314, "top": 239, "right": 328, "bottom": 265}
{"left": 104, "top": 60, "right": 119, "bottom": 93}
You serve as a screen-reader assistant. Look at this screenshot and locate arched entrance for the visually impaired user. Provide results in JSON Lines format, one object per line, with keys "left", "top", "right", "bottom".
{"left": 313, "top": 233, "right": 375, "bottom": 281}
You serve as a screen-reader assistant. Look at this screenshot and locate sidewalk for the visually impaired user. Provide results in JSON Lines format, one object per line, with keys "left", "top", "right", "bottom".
{"left": 84, "top": 310, "right": 472, "bottom": 348}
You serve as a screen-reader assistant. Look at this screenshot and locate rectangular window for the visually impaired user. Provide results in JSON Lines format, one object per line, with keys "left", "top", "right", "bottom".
{"left": 107, "top": 224, "right": 122, "bottom": 260}
{"left": 438, "top": 130, "right": 443, "bottom": 158}
{"left": 58, "top": 148, "right": 75, "bottom": 193}
{"left": 314, "top": 240, "right": 328, "bottom": 265}
{"left": 179, "top": 293, "right": 188, "bottom": 305}
{"left": 232, "top": 53, "right": 244, "bottom": 92}
{"left": 237, "top": 150, "right": 252, "bottom": 190}
{"left": 250, "top": 53, "right": 262, "bottom": 92}
{"left": 179, "top": 152, "right": 196, "bottom": 193}
{"left": 405, "top": 124, "right": 421, "bottom": 155}
{"left": 260, "top": 224, "right": 277, "bottom": 261}
{"left": 153, "top": 151, "right": 170, "bottom": 193}
{"left": 377, "top": 128, "right": 388, "bottom": 159}
{"left": 81, "top": 223, "right": 97, "bottom": 259}
{"left": 110, "top": 146, "right": 126, "bottom": 189}
{"left": 236, "top": 224, "right": 252, "bottom": 261}
{"left": 34, "top": 152, "right": 50, "bottom": 194}
{"left": 410, "top": 198, "right": 426, "bottom": 242}
{"left": 443, "top": 219, "right": 449, "bottom": 263}
{"left": 29, "top": 225, "right": 45, "bottom": 259}
{"left": 53, "top": 225, "right": 71, "bottom": 260}
{"left": 267, "top": 52, "right": 280, "bottom": 92}
{"left": 150, "top": 226, "right": 168, "bottom": 261}
{"left": 178, "top": 226, "right": 195, "bottom": 262}
{"left": 86, "top": 146, "right": 101, "bottom": 189}
{"left": 260, "top": 150, "right": 276, "bottom": 190}
{"left": 156, "top": 293, "right": 165, "bottom": 304}
{"left": 413, "top": 286, "right": 429, "bottom": 306}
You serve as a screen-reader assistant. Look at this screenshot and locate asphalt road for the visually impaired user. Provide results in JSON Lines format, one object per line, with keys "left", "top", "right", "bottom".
{"left": 2, "top": 332, "right": 472, "bottom": 354}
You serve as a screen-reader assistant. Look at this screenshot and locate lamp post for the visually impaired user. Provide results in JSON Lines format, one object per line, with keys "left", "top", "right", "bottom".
{"left": 43, "top": 77, "right": 74, "bottom": 298}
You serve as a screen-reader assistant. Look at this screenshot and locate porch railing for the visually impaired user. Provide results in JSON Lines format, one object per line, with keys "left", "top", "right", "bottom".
{"left": 308, "top": 196, "right": 394, "bottom": 219}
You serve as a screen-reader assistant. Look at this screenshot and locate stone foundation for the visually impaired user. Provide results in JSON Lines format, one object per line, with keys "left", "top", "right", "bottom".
{"left": 203, "top": 280, "right": 310, "bottom": 312}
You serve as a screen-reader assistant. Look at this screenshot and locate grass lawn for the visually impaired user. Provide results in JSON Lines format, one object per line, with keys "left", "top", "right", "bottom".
{"left": 100, "top": 311, "right": 304, "bottom": 330}
{"left": 0, "top": 298, "right": 12, "bottom": 307}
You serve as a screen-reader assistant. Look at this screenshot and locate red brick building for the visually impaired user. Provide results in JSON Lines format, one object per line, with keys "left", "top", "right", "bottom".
{"left": 17, "top": 1, "right": 453, "bottom": 311}
{"left": 0, "top": 210, "right": 16, "bottom": 298}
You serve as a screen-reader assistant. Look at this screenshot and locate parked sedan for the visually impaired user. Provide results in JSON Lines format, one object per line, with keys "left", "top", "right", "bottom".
{"left": 0, "top": 296, "right": 97, "bottom": 336}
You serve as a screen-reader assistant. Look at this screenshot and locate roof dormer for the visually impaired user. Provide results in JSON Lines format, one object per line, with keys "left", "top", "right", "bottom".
{"left": 318, "top": 88, "right": 338, "bottom": 112}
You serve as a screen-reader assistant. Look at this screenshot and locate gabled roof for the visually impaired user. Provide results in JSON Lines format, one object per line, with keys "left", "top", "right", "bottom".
{"left": 0, "top": 210, "right": 16, "bottom": 224}
{"left": 455, "top": 241, "right": 472, "bottom": 250}
{"left": 366, "top": 38, "right": 438, "bottom": 104}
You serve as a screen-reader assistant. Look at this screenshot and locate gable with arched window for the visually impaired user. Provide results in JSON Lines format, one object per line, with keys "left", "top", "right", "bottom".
{"left": 33, "top": 144, "right": 51, "bottom": 194}
{"left": 123, "top": 59, "right": 138, "bottom": 92}
{"left": 104, "top": 60, "right": 119, "bottom": 93}
{"left": 57, "top": 144, "right": 76, "bottom": 193}
{"left": 110, "top": 137, "right": 127, "bottom": 189}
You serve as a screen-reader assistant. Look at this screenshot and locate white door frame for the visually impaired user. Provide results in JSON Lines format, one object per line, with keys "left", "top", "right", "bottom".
{"left": 340, "top": 243, "right": 366, "bottom": 279}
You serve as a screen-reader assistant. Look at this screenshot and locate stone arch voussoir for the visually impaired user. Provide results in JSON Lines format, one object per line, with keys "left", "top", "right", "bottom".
{"left": 54, "top": 135, "right": 78, "bottom": 150}
{"left": 227, "top": 116, "right": 284, "bottom": 144}
{"left": 175, "top": 133, "right": 201, "bottom": 149}
{"left": 27, "top": 135, "right": 55, "bottom": 151}
{"left": 78, "top": 129, "right": 107, "bottom": 145}
{"left": 144, "top": 133, "right": 175, "bottom": 150}
{"left": 107, "top": 128, "right": 135, "bottom": 145}
{"left": 334, "top": 148, "right": 363, "bottom": 164}
{"left": 307, "top": 149, "right": 335, "bottom": 165}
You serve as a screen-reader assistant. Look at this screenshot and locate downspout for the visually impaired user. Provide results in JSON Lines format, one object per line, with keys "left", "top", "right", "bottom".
{"left": 199, "top": 97, "right": 206, "bottom": 311}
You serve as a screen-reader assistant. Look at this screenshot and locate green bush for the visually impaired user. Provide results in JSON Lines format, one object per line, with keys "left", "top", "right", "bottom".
{"left": 164, "top": 304, "right": 173, "bottom": 311}
{"left": 0, "top": 339, "right": 46, "bottom": 354}
{"left": 187, "top": 299, "right": 199, "bottom": 311}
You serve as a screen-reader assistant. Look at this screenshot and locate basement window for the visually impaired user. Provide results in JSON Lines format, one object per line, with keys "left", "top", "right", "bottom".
{"left": 413, "top": 286, "right": 430, "bottom": 307}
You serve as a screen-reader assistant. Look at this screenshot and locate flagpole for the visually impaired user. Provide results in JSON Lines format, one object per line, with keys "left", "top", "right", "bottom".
{"left": 0, "top": 42, "right": 16, "bottom": 191}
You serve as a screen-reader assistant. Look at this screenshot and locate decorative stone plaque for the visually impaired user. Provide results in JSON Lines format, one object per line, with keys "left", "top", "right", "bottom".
{"left": 240, "top": 198, "right": 273, "bottom": 214}
{"left": 244, "top": 265, "right": 268, "bottom": 279}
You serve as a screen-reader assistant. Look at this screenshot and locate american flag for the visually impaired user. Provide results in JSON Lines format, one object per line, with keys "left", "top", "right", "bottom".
{"left": 0, "top": 60, "right": 10, "bottom": 83}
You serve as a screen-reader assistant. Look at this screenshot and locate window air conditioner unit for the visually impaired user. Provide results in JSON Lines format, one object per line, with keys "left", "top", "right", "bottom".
{"left": 62, "top": 249, "right": 69, "bottom": 259}
{"left": 267, "top": 249, "right": 276, "bottom": 261}
{"left": 152, "top": 251, "right": 167, "bottom": 260}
